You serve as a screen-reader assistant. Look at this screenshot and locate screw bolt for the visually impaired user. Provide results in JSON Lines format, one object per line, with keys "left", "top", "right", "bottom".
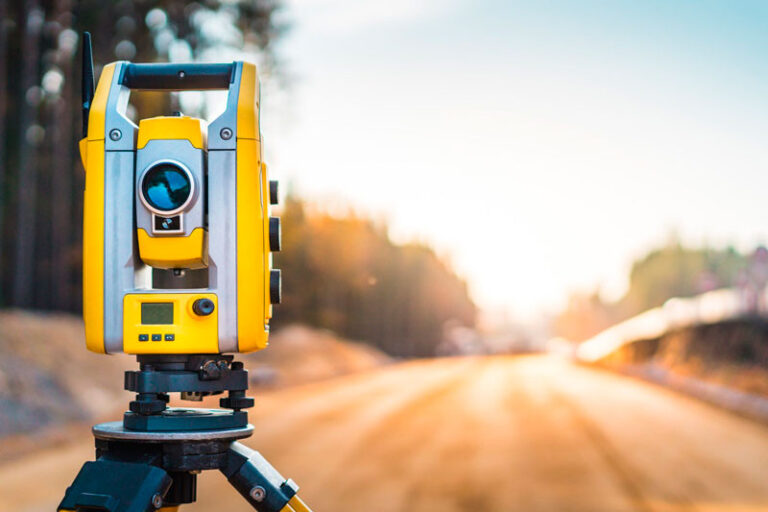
{"left": 220, "top": 127, "right": 233, "bottom": 140}
{"left": 151, "top": 493, "right": 163, "bottom": 509}
{"left": 199, "top": 359, "right": 222, "bottom": 380}
{"left": 109, "top": 129, "right": 122, "bottom": 141}
{"left": 249, "top": 486, "right": 266, "bottom": 502}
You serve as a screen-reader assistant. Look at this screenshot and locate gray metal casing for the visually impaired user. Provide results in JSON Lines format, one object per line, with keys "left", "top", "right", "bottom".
{"left": 135, "top": 141, "right": 204, "bottom": 237}
{"left": 100, "top": 61, "right": 246, "bottom": 353}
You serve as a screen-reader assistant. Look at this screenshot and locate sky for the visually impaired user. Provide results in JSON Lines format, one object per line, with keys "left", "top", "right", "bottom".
{"left": 258, "top": 0, "right": 768, "bottom": 319}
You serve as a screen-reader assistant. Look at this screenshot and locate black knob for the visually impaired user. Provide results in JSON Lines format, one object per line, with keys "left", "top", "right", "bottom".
{"left": 269, "top": 217, "right": 281, "bottom": 252}
{"left": 270, "top": 269, "right": 281, "bottom": 304}
{"left": 199, "top": 360, "right": 222, "bottom": 380}
{"left": 269, "top": 180, "right": 279, "bottom": 205}
{"left": 192, "top": 298, "right": 215, "bottom": 316}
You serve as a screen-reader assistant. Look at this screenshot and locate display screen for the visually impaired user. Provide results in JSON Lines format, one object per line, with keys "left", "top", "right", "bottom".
{"left": 141, "top": 302, "right": 174, "bottom": 324}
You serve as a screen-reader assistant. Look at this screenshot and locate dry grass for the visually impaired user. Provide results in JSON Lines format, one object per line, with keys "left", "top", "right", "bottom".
{"left": 597, "top": 318, "right": 768, "bottom": 397}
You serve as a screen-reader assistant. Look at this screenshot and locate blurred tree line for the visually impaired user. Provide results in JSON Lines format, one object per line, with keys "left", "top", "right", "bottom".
{"left": 554, "top": 239, "right": 763, "bottom": 342}
{"left": 274, "top": 196, "right": 477, "bottom": 357}
{"left": 0, "top": 0, "right": 283, "bottom": 310}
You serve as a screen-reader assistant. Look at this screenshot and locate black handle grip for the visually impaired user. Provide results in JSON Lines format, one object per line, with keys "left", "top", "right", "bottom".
{"left": 120, "top": 63, "right": 234, "bottom": 91}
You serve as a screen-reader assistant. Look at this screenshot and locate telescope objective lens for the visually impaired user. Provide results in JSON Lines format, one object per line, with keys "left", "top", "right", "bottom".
{"left": 141, "top": 163, "right": 192, "bottom": 213}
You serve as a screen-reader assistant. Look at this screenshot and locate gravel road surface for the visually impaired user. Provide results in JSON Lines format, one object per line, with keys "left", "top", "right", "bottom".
{"left": 1, "top": 355, "right": 766, "bottom": 511}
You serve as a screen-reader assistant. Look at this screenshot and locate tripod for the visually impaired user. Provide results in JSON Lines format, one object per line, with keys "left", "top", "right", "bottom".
{"left": 58, "top": 356, "right": 312, "bottom": 512}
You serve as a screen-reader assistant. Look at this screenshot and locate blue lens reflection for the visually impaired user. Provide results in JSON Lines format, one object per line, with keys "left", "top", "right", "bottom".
{"left": 142, "top": 164, "right": 191, "bottom": 212}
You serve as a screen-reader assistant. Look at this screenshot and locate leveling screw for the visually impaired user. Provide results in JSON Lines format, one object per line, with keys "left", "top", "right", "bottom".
{"left": 249, "top": 486, "right": 266, "bottom": 502}
{"left": 109, "top": 128, "right": 122, "bottom": 141}
{"left": 220, "top": 127, "right": 233, "bottom": 140}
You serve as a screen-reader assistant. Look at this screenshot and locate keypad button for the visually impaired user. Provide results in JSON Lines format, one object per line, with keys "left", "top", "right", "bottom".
{"left": 164, "top": 334, "right": 175, "bottom": 341}
{"left": 139, "top": 334, "right": 149, "bottom": 342}
{"left": 151, "top": 334, "right": 162, "bottom": 341}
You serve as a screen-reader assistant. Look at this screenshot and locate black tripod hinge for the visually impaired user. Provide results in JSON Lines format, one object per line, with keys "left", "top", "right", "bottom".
{"left": 58, "top": 459, "right": 172, "bottom": 512}
{"left": 221, "top": 442, "right": 299, "bottom": 512}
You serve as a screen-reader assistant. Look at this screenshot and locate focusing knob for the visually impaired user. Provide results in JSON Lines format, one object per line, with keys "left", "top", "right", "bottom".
{"left": 269, "top": 217, "right": 281, "bottom": 252}
{"left": 269, "top": 180, "right": 279, "bottom": 205}
{"left": 192, "top": 298, "right": 215, "bottom": 316}
{"left": 270, "top": 269, "right": 281, "bottom": 304}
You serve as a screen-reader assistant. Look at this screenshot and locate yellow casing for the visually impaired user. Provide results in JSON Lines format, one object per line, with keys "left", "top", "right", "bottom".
{"left": 136, "top": 117, "right": 207, "bottom": 270}
{"left": 123, "top": 293, "right": 218, "bottom": 354}
{"left": 235, "top": 62, "right": 270, "bottom": 351}
{"left": 137, "top": 116, "right": 205, "bottom": 150}
{"left": 137, "top": 228, "right": 208, "bottom": 269}
{"left": 80, "top": 63, "right": 116, "bottom": 354}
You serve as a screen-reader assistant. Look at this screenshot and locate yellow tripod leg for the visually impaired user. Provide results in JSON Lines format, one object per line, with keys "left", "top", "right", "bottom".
{"left": 282, "top": 495, "right": 312, "bottom": 512}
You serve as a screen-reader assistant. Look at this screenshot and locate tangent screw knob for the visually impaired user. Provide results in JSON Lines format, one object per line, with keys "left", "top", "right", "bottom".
{"left": 270, "top": 269, "right": 281, "bottom": 304}
{"left": 269, "top": 217, "right": 281, "bottom": 252}
{"left": 269, "top": 180, "right": 279, "bottom": 205}
{"left": 199, "top": 359, "right": 222, "bottom": 380}
{"left": 192, "top": 298, "right": 215, "bottom": 316}
{"left": 249, "top": 486, "right": 266, "bottom": 502}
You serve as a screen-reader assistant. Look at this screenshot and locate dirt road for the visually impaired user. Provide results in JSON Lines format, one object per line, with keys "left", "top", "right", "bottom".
{"left": 1, "top": 355, "right": 767, "bottom": 511}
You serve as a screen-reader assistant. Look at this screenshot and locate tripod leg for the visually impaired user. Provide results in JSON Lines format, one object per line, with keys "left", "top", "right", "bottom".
{"left": 285, "top": 495, "right": 312, "bottom": 512}
{"left": 58, "top": 459, "right": 172, "bottom": 512}
{"left": 221, "top": 442, "right": 313, "bottom": 512}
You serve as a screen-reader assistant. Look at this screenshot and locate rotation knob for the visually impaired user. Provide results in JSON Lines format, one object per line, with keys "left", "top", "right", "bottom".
{"left": 269, "top": 217, "right": 281, "bottom": 252}
{"left": 270, "top": 269, "right": 281, "bottom": 304}
{"left": 192, "top": 298, "right": 215, "bottom": 316}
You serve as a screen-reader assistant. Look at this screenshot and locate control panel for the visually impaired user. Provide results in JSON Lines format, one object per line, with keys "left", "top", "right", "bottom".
{"left": 123, "top": 293, "right": 218, "bottom": 354}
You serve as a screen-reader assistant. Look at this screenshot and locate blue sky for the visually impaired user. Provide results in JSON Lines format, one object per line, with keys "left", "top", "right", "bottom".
{"left": 260, "top": 0, "right": 768, "bottom": 319}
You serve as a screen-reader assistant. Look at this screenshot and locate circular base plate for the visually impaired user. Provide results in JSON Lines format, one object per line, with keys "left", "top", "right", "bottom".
{"left": 123, "top": 407, "right": 248, "bottom": 432}
{"left": 93, "top": 421, "right": 253, "bottom": 442}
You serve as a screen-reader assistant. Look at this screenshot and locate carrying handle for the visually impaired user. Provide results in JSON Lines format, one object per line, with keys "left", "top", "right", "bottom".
{"left": 120, "top": 63, "right": 235, "bottom": 91}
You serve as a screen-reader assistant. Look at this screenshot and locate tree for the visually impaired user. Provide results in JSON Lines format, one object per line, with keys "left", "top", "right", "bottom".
{"left": 554, "top": 240, "right": 750, "bottom": 342}
{"left": 11, "top": 0, "right": 43, "bottom": 307}
{"left": 273, "top": 196, "right": 477, "bottom": 357}
{"left": 620, "top": 241, "right": 745, "bottom": 315}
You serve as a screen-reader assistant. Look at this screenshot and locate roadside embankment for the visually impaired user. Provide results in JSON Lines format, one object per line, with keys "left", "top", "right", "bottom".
{"left": 590, "top": 318, "right": 768, "bottom": 422}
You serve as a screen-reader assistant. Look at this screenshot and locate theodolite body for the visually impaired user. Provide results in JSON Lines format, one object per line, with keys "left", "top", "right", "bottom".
{"left": 80, "top": 61, "right": 280, "bottom": 356}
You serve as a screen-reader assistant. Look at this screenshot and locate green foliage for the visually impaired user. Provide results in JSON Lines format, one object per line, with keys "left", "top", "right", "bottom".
{"left": 555, "top": 240, "right": 752, "bottom": 342}
{"left": 274, "top": 196, "right": 477, "bottom": 357}
{"left": 620, "top": 242, "right": 745, "bottom": 314}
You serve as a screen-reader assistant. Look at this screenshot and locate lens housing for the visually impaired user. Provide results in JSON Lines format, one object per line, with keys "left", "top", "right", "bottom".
{"left": 139, "top": 160, "right": 195, "bottom": 216}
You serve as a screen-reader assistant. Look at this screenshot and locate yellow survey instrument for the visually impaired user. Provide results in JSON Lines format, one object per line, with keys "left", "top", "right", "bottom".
{"left": 80, "top": 52, "right": 280, "bottom": 356}
{"left": 59, "top": 32, "right": 312, "bottom": 512}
